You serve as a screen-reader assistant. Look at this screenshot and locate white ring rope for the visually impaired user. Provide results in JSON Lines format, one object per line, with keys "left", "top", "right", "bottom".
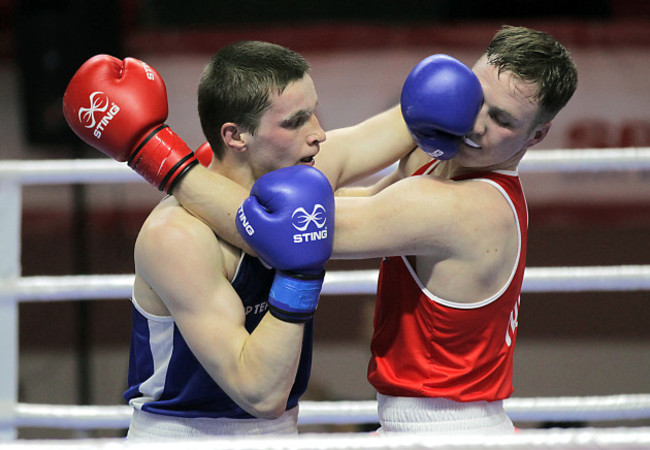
{"left": 517, "top": 147, "right": 650, "bottom": 172}
{"left": 4, "top": 265, "right": 650, "bottom": 303}
{"left": 0, "top": 147, "right": 649, "bottom": 185}
{"left": 5, "top": 394, "right": 650, "bottom": 430}
{"left": 0, "top": 428, "right": 650, "bottom": 450}
{"left": 0, "top": 159, "right": 140, "bottom": 185}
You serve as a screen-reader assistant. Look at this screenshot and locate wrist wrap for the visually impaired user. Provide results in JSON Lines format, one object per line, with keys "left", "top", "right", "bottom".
{"left": 267, "top": 270, "right": 325, "bottom": 323}
{"left": 129, "top": 124, "right": 199, "bottom": 193}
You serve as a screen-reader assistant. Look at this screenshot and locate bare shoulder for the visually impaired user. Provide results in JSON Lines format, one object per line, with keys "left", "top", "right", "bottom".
{"left": 137, "top": 198, "right": 215, "bottom": 252}
{"left": 133, "top": 197, "right": 248, "bottom": 321}
{"left": 135, "top": 197, "right": 235, "bottom": 281}
{"left": 441, "top": 178, "right": 519, "bottom": 261}
{"left": 411, "top": 176, "right": 520, "bottom": 302}
{"left": 458, "top": 178, "right": 518, "bottom": 225}
{"left": 395, "top": 174, "right": 516, "bottom": 245}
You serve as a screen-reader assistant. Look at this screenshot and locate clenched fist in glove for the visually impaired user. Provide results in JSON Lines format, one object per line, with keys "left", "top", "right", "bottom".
{"left": 63, "top": 54, "right": 198, "bottom": 193}
{"left": 237, "top": 165, "right": 335, "bottom": 323}
{"left": 400, "top": 54, "right": 483, "bottom": 160}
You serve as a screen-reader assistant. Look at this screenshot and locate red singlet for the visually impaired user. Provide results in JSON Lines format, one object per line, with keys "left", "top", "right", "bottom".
{"left": 368, "top": 161, "right": 528, "bottom": 402}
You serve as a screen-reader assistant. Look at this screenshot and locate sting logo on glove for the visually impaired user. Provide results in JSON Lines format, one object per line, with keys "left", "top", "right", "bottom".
{"left": 236, "top": 165, "right": 334, "bottom": 273}
{"left": 238, "top": 206, "right": 255, "bottom": 236}
{"left": 291, "top": 204, "right": 327, "bottom": 231}
{"left": 78, "top": 91, "right": 121, "bottom": 139}
{"left": 291, "top": 204, "right": 328, "bottom": 244}
{"left": 78, "top": 92, "right": 108, "bottom": 128}
{"left": 237, "top": 203, "right": 330, "bottom": 244}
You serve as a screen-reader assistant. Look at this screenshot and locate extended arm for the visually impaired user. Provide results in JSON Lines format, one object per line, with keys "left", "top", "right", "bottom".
{"left": 334, "top": 146, "right": 432, "bottom": 198}
{"left": 170, "top": 104, "right": 416, "bottom": 253}
{"left": 331, "top": 175, "right": 463, "bottom": 259}
{"left": 63, "top": 54, "right": 479, "bottom": 260}
{"left": 314, "top": 105, "right": 416, "bottom": 188}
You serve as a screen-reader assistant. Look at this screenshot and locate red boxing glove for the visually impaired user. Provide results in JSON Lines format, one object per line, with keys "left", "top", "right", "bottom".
{"left": 62, "top": 54, "right": 198, "bottom": 193}
{"left": 195, "top": 141, "right": 213, "bottom": 167}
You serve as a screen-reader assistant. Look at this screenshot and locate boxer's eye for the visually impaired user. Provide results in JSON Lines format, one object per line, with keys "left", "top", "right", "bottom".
{"left": 489, "top": 109, "right": 515, "bottom": 129}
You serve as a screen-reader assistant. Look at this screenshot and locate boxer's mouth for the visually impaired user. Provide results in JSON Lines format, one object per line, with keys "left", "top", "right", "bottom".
{"left": 463, "top": 136, "right": 481, "bottom": 149}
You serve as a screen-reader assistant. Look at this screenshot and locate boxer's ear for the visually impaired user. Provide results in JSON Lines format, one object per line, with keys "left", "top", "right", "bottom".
{"left": 524, "top": 122, "right": 550, "bottom": 150}
{"left": 222, "top": 123, "right": 248, "bottom": 153}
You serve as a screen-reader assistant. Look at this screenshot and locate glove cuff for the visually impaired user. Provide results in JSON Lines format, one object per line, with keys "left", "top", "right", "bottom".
{"left": 268, "top": 270, "right": 325, "bottom": 323}
{"left": 128, "top": 124, "right": 199, "bottom": 193}
{"left": 412, "top": 129, "right": 461, "bottom": 160}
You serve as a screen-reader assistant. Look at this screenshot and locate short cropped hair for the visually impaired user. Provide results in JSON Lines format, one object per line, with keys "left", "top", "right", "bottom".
{"left": 197, "top": 41, "right": 310, "bottom": 159}
{"left": 486, "top": 25, "right": 578, "bottom": 125}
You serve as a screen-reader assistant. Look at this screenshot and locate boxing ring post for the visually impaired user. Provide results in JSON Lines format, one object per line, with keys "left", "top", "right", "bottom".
{"left": 0, "top": 179, "right": 21, "bottom": 440}
{"left": 0, "top": 160, "right": 140, "bottom": 441}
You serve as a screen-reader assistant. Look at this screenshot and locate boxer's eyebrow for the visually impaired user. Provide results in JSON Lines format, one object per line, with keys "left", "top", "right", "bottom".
{"left": 281, "top": 110, "right": 312, "bottom": 129}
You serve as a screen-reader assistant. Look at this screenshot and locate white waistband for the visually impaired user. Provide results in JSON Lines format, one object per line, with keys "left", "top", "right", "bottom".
{"left": 127, "top": 406, "right": 299, "bottom": 440}
{"left": 377, "top": 394, "right": 514, "bottom": 434}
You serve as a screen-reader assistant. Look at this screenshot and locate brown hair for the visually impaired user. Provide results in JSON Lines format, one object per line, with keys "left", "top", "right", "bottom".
{"left": 197, "top": 41, "right": 310, "bottom": 159}
{"left": 486, "top": 25, "right": 578, "bottom": 125}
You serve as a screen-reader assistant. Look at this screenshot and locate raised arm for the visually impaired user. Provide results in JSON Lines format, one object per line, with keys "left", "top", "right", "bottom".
{"left": 334, "top": 146, "right": 431, "bottom": 198}
{"left": 315, "top": 105, "right": 416, "bottom": 189}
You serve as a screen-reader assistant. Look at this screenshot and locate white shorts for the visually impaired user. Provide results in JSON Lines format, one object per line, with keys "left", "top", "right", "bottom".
{"left": 126, "top": 406, "right": 299, "bottom": 440}
{"left": 376, "top": 393, "right": 515, "bottom": 434}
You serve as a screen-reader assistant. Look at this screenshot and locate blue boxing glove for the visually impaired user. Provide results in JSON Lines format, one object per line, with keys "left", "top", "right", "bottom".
{"left": 236, "top": 165, "right": 334, "bottom": 323}
{"left": 400, "top": 54, "right": 483, "bottom": 160}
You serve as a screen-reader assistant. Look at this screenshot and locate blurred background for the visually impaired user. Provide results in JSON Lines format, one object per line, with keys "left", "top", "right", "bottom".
{"left": 0, "top": 0, "right": 649, "bottom": 439}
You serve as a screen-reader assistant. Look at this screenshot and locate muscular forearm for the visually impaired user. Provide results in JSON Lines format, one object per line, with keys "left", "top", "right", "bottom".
{"left": 230, "top": 316, "right": 304, "bottom": 418}
{"left": 331, "top": 196, "right": 375, "bottom": 259}
{"left": 174, "top": 166, "right": 256, "bottom": 255}
{"left": 317, "top": 105, "right": 416, "bottom": 189}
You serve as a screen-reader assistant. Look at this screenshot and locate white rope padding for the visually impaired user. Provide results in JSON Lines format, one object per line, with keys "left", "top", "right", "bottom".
{"left": 1, "top": 147, "right": 649, "bottom": 186}
{"left": 518, "top": 147, "right": 650, "bottom": 172}
{"left": 4, "top": 265, "right": 649, "bottom": 303}
{"left": 0, "top": 159, "right": 140, "bottom": 185}
{"left": 520, "top": 265, "right": 650, "bottom": 293}
{"left": 300, "top": 394, "right": 650, "bottom": 424}
{"left": 6, "top": 394, "right": 650, "bottom": 430}
{"left": 0, "top": 428, "right": 649, "bottom": 450}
